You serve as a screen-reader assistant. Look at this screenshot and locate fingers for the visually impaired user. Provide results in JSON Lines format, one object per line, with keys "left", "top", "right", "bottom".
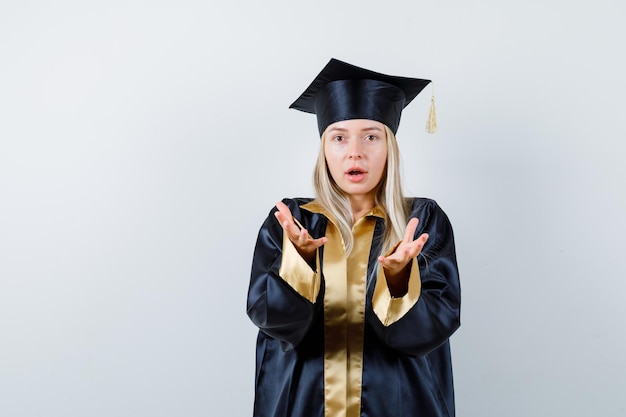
{"left": 379, "top": 220, "right": 423, "bottom": 276}
{"left": 274, "top": 201, "right": 298, "bottom": 236}
{"left": 377, "top": 253, "right": 407, "bottom": 274}
{"left": 288, "top": 225, "right": 327, "bottom": 255}
{"left": 381, "top": 231, "right": 429, "bottom": 266}
{"left": 408, "top": 233, "right": 429, "bottom": 257}
{"left": 296, "top": 228, "right": 327, "bottom": 250}
{"left": 274, "top": 201, "right": 327, "bottom": 251}
{"left": 275, "top": 201, "right": 294, "bottom": 227}
{"left": 404, "top": 217, "right": 419, "bottom": 242}
{"left": 404, "top": 217, "right": 429, "bottom": 250}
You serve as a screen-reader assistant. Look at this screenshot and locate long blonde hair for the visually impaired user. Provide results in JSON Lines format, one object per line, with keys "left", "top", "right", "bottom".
{"left": 313, "top": 125, "right": 408, "bottom": 255}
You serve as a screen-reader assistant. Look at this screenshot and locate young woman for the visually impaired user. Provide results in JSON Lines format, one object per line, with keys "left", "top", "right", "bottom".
{"left": 247, "top": 58, "right": 461, "bottom": 417}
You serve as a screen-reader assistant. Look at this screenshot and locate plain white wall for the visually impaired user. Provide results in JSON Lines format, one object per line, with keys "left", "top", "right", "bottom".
{"left": 1, "top": 1, "right": 625, "bottom": 416}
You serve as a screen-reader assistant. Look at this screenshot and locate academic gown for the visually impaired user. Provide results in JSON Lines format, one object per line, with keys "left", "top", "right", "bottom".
{"left": 247, "top": 197, "right": 461, "bottom": 417}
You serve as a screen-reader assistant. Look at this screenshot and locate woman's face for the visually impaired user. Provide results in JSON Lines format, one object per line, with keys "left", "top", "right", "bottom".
{"left": 324, "top": 119, "right": 388, "bottom": 204}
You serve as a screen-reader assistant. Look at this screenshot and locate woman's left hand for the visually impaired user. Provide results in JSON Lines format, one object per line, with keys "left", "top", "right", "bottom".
{"left": 378, "top": 218, "right": 428, "bottom": 296}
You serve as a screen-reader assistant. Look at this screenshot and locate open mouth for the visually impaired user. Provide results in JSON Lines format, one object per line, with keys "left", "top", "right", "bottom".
{"left": 346, "top": 167, "right": 367, "bottom": 182}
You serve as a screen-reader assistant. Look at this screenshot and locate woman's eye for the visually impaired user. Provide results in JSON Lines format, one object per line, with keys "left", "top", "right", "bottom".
{"left": 333, "top": 135, "right": 344, "bottom": 142}
{"left": 365, "top": 135, "right": 377, "bottom": 141}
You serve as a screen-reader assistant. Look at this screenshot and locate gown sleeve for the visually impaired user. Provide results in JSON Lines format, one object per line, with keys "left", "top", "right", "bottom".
{"left": 246, "top": 199, "right": 323, "bottom": 351}
{"left": 368, "top": 199, "right": 461, "bottom": 357}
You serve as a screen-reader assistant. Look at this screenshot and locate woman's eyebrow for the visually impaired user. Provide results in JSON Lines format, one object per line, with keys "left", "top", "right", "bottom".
{"left": 328, "top": 126, "right": 383, "bottom": 133}
{"left": 362, "top": 126, "right": 384, "bottom": 132}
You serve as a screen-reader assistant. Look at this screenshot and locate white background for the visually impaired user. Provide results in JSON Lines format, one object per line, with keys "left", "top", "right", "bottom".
{"left": 1, "top": 1, "right": 625, "bottom": 416}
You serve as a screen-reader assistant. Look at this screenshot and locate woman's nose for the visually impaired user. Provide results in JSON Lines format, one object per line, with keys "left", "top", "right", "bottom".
{"left": 348, "top": 141, "right": 362, "bottom": 159}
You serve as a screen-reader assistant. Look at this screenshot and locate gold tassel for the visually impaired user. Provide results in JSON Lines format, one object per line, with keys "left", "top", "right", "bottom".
{"left": 426, "top": 84, "right": 437, "bottom": 134}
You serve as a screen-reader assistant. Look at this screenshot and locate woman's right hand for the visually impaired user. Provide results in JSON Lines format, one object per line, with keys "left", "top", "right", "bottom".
{"left": 274, "top": 201, "right": 327, "bottom": 265}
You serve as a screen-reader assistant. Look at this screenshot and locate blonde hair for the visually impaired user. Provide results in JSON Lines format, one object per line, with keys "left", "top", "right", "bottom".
{"left": 313, "top": 125, "right": 408, "bottom": 255}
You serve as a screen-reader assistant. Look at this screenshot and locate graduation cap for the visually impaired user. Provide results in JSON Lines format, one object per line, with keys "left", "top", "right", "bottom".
{"left": 289, "top": 58, "right": 436, "bottom": 136}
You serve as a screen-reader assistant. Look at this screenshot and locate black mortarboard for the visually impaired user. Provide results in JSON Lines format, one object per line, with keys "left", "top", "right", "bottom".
{"left": 289, "top": 58, "right": 432, "bottom": 135}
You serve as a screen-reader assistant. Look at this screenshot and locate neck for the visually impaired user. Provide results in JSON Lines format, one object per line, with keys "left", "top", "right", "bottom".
{"left": 349, "top": 195, "right": 375, "bottom": 223}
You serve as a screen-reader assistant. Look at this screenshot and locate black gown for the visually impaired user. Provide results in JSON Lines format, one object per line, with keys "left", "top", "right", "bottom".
{"left": 247, "top": 197, "right": 461, "bottom": 417}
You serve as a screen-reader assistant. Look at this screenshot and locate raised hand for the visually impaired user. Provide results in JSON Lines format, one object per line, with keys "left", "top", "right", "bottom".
{"left": 378, "top": 217, "right": 429, "bottom": 296}
{"left": 274, "top": 201, "right": 327, "bottom": 265}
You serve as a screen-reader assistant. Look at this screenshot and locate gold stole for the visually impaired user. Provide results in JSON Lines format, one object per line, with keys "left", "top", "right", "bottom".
{"left": 315, "top": 210, "right": 379, "bottom": 417}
